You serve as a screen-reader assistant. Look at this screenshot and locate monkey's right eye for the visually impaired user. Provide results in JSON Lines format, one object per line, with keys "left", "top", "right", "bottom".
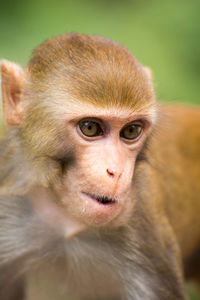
{"left": 78, "top": 120, "right": 103, "bottom": 137}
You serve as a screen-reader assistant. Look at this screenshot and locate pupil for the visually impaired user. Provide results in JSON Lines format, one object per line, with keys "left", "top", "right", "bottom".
{"left": 88, "top": 125, "right": 92, "bottom": 130}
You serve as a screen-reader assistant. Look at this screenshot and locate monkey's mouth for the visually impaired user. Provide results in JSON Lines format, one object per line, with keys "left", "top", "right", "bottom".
{"left": 83, "top": 193, "right": 116, "bottom": 205}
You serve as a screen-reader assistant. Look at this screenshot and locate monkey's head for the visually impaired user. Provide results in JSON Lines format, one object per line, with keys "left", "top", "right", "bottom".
{"left": 1, "top": 33, "right": 156, "bottom": 233}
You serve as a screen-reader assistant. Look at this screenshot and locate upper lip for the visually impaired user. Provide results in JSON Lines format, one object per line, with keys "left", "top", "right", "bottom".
{"left": 83, "top": 192, "right": 116, "bottom": 205}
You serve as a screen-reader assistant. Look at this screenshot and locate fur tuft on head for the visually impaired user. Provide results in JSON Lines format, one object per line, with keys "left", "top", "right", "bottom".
{"left": 26, "top": 33, "right": 156, "bottom": 110}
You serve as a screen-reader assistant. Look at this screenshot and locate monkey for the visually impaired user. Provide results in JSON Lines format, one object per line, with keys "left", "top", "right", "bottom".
{"left": 0, "top": 33, "right": 200, "bottom": 300}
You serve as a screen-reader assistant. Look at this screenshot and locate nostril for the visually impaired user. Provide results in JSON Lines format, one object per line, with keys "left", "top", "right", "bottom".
{"left": 106, "top": 168, "right": 114, "bottom": 177}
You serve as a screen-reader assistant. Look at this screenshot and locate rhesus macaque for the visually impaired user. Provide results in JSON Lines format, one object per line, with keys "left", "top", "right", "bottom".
{"left": 0, "top": 33, "right": 200, "bottom": 300}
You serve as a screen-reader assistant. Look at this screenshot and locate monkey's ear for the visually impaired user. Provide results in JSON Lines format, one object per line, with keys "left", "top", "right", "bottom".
{"left": 144, "top": 66, "right": 153, "bottom": 81}
{"left": 0, "top": 60, "right": 25, "bottom": 125}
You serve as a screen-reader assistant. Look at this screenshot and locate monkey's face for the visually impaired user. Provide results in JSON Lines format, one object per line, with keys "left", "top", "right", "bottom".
{"left": 46, "top": 102, "right": 154, "bottom": 228}
{"left": 0, "top": 35, "right": 156, "bottom": 232}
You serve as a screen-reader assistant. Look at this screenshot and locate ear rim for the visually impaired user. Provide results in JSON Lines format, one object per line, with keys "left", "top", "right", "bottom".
{"left": 0, "top": 59, "right": 25, "bottom": 125}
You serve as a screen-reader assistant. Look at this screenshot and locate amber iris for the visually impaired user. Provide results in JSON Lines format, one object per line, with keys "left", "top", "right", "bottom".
{"left": 120, "top": 124, "right": 142, "bottom": 140}
{"left": 79, "top": 120, "right": 103, "bottom": 137}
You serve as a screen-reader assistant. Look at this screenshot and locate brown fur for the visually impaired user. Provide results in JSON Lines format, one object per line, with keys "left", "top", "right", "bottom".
{"left": 27, "top": 33, "right": 155, "bottom": 110}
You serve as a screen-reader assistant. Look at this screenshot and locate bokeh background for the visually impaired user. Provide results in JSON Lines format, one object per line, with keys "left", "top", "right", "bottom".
{"left": 0, "top": 0, "right": 200, "bottom": 299}
{"left": 1, "top": 0, "right": 200, "bottom": 105}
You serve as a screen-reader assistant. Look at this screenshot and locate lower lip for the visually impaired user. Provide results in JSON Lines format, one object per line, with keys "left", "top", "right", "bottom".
{"left": 80, "top": 192, "right": 124, "bottom": 225}
{"left": 83, "top": 193, "right": 115, "bottom": 206}
{"left": 81, "top": 192, "right": 117, "bottom": 214}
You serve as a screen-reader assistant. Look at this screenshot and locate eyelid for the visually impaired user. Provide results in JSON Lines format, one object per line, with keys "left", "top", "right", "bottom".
{"left": 120, "top": 120, "right": 144, "bottom": 132}
{"left": 78, "top": 117, "right": 105, "bottom": 127}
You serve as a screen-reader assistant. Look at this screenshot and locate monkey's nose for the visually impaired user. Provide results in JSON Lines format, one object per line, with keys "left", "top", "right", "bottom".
{"left": 106, "top": 168, "right": 115, "bottom": 177}
{"left": 106, "top": 168, "right": 122, "bottom": 180}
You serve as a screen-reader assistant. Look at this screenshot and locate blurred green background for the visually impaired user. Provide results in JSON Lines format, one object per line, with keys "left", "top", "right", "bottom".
{"left": 0, "top": 0, "right": 200, "bottom": 105}
{"left": 0, "top": 0, "right": 200, "bottom": 299}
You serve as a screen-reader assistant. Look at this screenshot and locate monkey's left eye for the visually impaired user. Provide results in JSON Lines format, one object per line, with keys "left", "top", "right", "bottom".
{"left": 120, "top": 123, "right": 143, "bottom": 140}
{"left": 78, "top": 120, "right": 103, "bottom": 137}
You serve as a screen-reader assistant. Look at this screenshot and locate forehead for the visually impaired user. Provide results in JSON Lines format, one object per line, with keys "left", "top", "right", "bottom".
{"left": 28, "top": 34, "right": 155, "bottom": 111}
{"left": 54, "top": 60, "right": 153, "bottom": 111}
